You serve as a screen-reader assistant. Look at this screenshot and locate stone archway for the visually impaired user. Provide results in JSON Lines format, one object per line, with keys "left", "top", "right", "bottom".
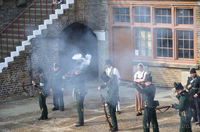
{"left": 58, "top": 22, "right": 98, "bottom": 79}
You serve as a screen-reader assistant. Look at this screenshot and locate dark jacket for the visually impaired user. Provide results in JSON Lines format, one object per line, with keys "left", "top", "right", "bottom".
{"left": 101, "top": 78, "right": 119, "bottom": 107}
{"left": 186, "top": 75, "right": 200, "bottom": 96}
{"left": 173, "top": 90, "right": 193, "bottom": 121}
{"left": 50, "top": 69, "right": 64, "bottom": 92}
{"left": 136, "top": 84, "right": 156, "bottom": 108}
{"left": 70, "top": 73, "right": 86, "bottom": 97}
{"left": 35, "top": 75, "right": 48, "bottom": 96}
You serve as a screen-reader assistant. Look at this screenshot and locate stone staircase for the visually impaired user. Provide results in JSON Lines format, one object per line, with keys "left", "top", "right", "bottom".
{"left": 0, "top": 0, "right": 74, "bottom": 73}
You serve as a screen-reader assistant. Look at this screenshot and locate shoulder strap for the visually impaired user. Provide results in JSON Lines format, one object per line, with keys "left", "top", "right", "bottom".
{"left": 109, "top": 67, "right": 115, "bottom": 78}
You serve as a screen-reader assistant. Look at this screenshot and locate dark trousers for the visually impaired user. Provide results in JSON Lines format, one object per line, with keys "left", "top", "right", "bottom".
{"left": 191, "top": 96, "right": 200, "bottom": 121}
{"left": 180, "top": 114, "right": 192, "bottom": 132}
{"left": 53, "top": 91, "right": 64, "bottom": 109}
{"left": 39, "top": 93, "right": 48, "bottom": 117}
{"left": 76, "top": 93, "right": 85, "bottom": 123}
{"left": 108, "top": 104, "right": 118, "bottom": 129}
{"left": 143, "top": 107, "right": 159, "bottom": 132}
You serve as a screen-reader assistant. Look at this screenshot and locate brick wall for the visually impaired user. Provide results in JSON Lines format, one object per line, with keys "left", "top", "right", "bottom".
{"left": 0, "top": 0, "right": 109, "bottom": 100}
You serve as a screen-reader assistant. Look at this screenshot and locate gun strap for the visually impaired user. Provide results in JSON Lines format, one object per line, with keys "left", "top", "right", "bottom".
{"left": 157, "top": 106, "right": 170, "bottom": 113}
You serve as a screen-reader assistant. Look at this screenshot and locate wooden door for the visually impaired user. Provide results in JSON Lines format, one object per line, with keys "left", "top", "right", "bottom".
{"left": 112, "top": 27, "right": 133, "bottom": 80}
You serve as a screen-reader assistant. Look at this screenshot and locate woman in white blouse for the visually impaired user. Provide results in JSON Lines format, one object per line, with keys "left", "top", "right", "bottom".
{"left": 134, "top": 63, "right": 147, "bottom": 116}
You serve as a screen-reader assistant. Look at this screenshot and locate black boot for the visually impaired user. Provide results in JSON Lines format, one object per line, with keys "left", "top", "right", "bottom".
{"left": 38, "top": 116, "right": 48, "bottom": 120}
{"left": 52, "top": 107, "right": 59, "bottom": 111}
{"left": 109, "top": 127, "right": 118, "bottom": 132}
{"left": 75, "top": 122, "right": 84, "bottom": 127}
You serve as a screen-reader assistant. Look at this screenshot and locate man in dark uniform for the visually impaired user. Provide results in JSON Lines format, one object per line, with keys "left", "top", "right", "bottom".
{"left": 50, "top": 63, "right": 64, "bottom": 111}
{"left": 98, "top": 72, "right": 119, "bottom": 132}
{"left": 172, "top": 82, "right": 193, "bottom": 132}
{"left": 134, "top": 74, "right": 159, "bottom": 132}
{"left": 66, "top": 69, "right": 87, "bottom": 127}
{"left": 186, "top": 68, "right": 200, "bottom": 123}
{"left": 32, "top": 68, "right": 48, "bottom": 120}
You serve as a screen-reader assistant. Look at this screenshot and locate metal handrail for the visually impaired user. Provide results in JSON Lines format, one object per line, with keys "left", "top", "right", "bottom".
{"left": 0, "top": 0, "right": 64, "bottom": 62}
{"left": 0, "top": 0, "right": 37, "bottom": 34}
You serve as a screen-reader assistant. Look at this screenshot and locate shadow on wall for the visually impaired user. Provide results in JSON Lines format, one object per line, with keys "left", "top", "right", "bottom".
{"left": 58, "top": 22, "right": 98, "bottom": 80}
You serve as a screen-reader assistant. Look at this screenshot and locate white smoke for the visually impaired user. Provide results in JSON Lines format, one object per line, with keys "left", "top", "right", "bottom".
{"left": 72, "top": 54, "right": 92, "bottom": 70}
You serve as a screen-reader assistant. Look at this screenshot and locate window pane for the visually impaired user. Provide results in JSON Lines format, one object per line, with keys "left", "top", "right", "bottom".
{"left": 135, "top": 28, "right": 151, "bottom": 56}
{"left": 190, "top": 31, "right": 193, "bottom": 39}
{"left": 177, "top": 9, "right": 183, "bottom": 16}
{"left": 157, "top": 48, "right": 162, "bottom": 57}
{"left": 168, "top": 9, "right": 171, "bottom": 15}
{"left": 184, "top": 17, "right": 188, "bottom": 24}
{"left": 162, "top": 29, "right": 167, "bottom": 38}
{"left": 114, "top": 7, "right": 130, "bottom": 23}
{"left": 156, "top": 9, "right": 161, "bottom": 15}
{"left": 121, "top": 15, "right": 125, "bottom": 22}
{"left": 135, "top": 38, "right": 140, "bottom": 46}
{"left": 168, "top": 30, "right": 172, "bottom": 38}
{"left": 162, "top": 9, "right": 167, "bottom": 15}
{"left": 178, "top": 50, "right": 183, "bottom": 58}
{"left": 184, "top": 9, "right": 188, "bottom": 16}
{"left": 120, "top": 8, "right": 125, "bottom": 14}
{"left": 190, "top": 17, "right": 193, "bottom": 24}
{"left": 157, "top": 39, "right": 161, "bottom": 47}
{"left": 190, "top": 10, "right": 193, "bottom": 16}
{"left": 169, "top": 40, "right": 172, "bottom": 48}
{"left": 140, "top": 7, "right": 145, "bottom": 15}
{"left": 178, "top": 17, "right": 182, "bottom": 24}
{"left": 146, "top": 16, "right": 151, "bottom": 23}
{"left": 114, "top": 15, "right": 120, "bottom": 22}
{"left": 134, "top": 7, "right": 139, "bottom": 15}
{"left": 163, "top": 49, "right": 167, "bottom": 57}
{"left": 146, "top": 7, "right": 150, "bottom": 15}
{"left": 184, "top": 50, "right": 189, "bottom": 58}
{"left": 190, "top": 50, "right": 194, "bottom": 59}
{"left": 156, "top": 16, "right": 161, "bottom": 23}
{"left": 169, "top": 49, "right": 173, "bottom": 57}
{"left": 114, "top": 8, "right": 119, "bottom": 14}
{"left": 178, "top": 40, "right": 183, "bottom": 48}
{"left": 168, "top": 17, "right": 171, "bottom": 23}
{"left": 126, "top": 16, "right": 130, "bottom": 22}
{"left": 135, "top": 16, "right": 139, "bottom": 22}
{"left": 184, "top": 40, "right": 189, "bottom": 48}
{"left": 184, "top": 31, "right": 190, "bottom": 39}
{"left": 190, "top": 41, "right": 194, "bottom": 49}
{"left": 126, "top": 8, "right": 130, "bottom": 14}
{"left": 157, "top": 30, "right": 161, "bottom": 38}
{"left": 141, "top": 16, "right": 145, "bottom": 23}
{"left": 162, "top": 16, "right": 167, "bottom": 23}
{"left": 178, "top": 31, "right": 183, "bottom": 39}
{"left": 163, "top": 39, "right": 167, "bottom": 47}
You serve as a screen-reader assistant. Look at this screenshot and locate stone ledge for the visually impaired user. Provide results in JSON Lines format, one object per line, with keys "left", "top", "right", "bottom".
{"left": 132, "top": 60, "right": 199, "bottom": 69}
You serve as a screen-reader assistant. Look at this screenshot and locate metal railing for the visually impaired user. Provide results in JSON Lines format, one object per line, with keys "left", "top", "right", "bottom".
{"left": 0, "top": 0, "right": 65, "bottom": 62}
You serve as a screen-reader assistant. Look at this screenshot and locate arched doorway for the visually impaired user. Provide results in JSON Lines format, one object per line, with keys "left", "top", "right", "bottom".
{"left": 58, "top": 22, "right": 98, "bottom": 79}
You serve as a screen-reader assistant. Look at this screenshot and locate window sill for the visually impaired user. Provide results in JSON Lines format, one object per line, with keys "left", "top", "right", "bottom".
{"left": 132, "top": 60, "right": 199, "bottom": 69}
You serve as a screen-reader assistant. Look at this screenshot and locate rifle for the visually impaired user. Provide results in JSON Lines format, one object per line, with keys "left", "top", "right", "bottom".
{"left": 21, "top": 83, "right": 33, "bottom": 95}
{"left": 119, "top": 78, "right": 144, "bottom": 87}
{"left": 155, "top": 105, "right": 171, "bottom": 113}
{"left": 100, "top": 92, "right": 113, "bottom": 130}
{"left": 21, "top": 84, "right": 33, "bottom": 87}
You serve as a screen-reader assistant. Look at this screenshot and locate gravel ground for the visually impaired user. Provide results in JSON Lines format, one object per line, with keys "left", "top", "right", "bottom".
{"left": 0, "top": 81, "right": 200, "bottom": 132}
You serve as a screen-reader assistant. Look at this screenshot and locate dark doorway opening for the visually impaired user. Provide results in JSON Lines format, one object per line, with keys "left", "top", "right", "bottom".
{"left": 58, "top": 22, "right": 98, "bottom": 80}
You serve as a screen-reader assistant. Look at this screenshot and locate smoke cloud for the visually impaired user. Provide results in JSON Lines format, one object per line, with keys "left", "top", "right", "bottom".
{"left": 72, "top": 53, "right": 92, "bottom": 71}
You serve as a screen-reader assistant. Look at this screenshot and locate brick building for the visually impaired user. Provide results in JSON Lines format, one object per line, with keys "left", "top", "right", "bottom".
{"left": 0, "top": 0, "right": 200, "bottom": 100}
